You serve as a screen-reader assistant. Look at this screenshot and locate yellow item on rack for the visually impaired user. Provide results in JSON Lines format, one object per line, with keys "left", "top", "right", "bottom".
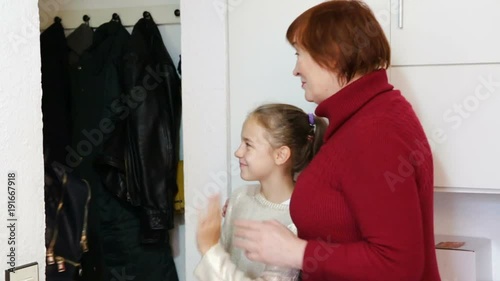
{"left": 174, "top": 160, "right": 184, "bottom": 213}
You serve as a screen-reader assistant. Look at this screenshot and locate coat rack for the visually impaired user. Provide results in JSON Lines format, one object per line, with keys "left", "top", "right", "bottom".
{"left": 40, "top": 4, "right": 180, "bottom": 30}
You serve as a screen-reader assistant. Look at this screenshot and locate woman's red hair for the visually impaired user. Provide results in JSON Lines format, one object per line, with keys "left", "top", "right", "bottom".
{"left": 287, "top": 0, "right": 391, "bottom": 85}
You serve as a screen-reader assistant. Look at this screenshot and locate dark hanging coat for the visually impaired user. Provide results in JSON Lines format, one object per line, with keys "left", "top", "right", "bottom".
{"left": 93, "top": 16, "right": 181, "bottom": 281}
{"left": 67, "top": 20, "right": 129, "bottom": 281}
{"left": 40, "top": 21, "right": 72, "bottom": 165}
{"left": 96, "top": 16, "right": 182, "bottom": 244}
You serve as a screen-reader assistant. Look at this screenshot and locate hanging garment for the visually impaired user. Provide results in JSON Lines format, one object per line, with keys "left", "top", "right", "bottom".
{"left": 96, "top": 16, "right": 182, "bottom": 243}
{"left": 67, "top": 23, "right": 94, "bottom": 66}
{"left": 45, "top": 165, "right": 91, "bottom": 281}
{"left": 67, "top": 20, "right": 130, "bottom": 281}
{"left": 68, "top": 20, "right": 129, "bottom": 178}
{"left": 40, "top": 20, "right": 72, "bottom": 165}
{"left": 86, "top": 16, "right": 180, "bottom": 281}
{"left": 177, "top": 54, "right": 181, "bottom": 76}
{"left": 97, "top": 184, "right": 180, "bottom": 281}
{"left": 123, "top": 16, "right": 182, "bottom": 240}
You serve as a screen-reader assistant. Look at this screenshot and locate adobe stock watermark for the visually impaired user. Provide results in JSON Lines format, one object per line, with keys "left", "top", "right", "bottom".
{"left": 110, "top": 268, "right": 135, "bottom": 281}
{"left": 8, "top": 14, "right": 41, "bottom": 53}
{"left": 213, "top": 0, "right": 245, "bottom": 21}
{"left": 441, "top": 74, "right": 500, "bottom": 130}
{"left": 384, "top": 138, "right": 432, "bottom": 192}
{"left": 184, "top": 159, "right": 241, "bottom": 225}
{"left": 372, "top": 0, "right": 403, "bottom": 29}
{"left": 307, "top": 3, "right": 397, "bottom": 61}
{"left": 301, "top": 236, "right": 340, "bottom": 280}
{"left": 51, "top": 64, "right": 173, "bottom": 173}
{"left": 38, "top": 0, "right": 73, "bottom": 27}
{"left": 384, "top": 74, "right": 500, "bottom": 191}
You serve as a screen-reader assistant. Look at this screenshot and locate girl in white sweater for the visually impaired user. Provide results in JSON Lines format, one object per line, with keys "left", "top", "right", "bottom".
{"left": 195, "top": 103, "right": 326, "bottom": 281}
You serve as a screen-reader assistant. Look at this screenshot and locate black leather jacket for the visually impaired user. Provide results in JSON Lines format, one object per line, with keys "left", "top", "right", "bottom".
{"left": 96, "top": 17, "right": 181, "bottom": 244}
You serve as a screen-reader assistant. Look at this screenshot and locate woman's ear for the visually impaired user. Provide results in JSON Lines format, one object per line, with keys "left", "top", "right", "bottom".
{"left": 274, "top": 146, "right": 291, "bottom": 166}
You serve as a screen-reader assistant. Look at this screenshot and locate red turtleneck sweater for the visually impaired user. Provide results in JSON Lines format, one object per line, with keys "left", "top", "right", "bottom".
{"left": 291, "top": 70, "right": 441, "bottom": 281}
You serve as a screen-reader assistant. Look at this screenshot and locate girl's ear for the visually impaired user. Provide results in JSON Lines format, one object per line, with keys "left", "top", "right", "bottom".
{"left": 274, "top": 146, "right": 291, "bottom": 166}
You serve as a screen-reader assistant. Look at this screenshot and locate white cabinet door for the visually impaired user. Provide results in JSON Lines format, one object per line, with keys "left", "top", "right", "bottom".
{"left": 363, "top": 0, "right": 392, "bottom": 40}
{"left": 390, "top": 0, "right": 500, "bottom": 66}
{"left": 390, "top": 65, "right": 500, "bottom": 191}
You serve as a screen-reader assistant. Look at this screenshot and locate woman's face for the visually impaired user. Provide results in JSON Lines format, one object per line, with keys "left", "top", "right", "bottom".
{"left": 293, "top": 46, "right": 341, "bottom": 104}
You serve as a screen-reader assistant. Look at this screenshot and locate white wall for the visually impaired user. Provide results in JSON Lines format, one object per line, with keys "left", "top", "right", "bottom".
{"left": 0, "top": 1, "right": 46, "bottom": 280}
{"left": 228, "top": 0, "right": 322, "bottom": 189}
{"left": 181, "top": 0, "right": 230, "bottom": 280}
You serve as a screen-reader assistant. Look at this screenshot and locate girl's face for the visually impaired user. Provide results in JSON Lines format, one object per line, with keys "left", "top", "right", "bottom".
{"left": 292, "top": 46, "right": 341, "bottom": 104}
{"left": 234, "top": 117, "right": 278, "bottom": 182}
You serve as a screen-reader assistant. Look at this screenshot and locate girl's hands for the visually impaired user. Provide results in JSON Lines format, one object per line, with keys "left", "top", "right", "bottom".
{"left": 196, "top": 194, "right": 222, "bottom": 255}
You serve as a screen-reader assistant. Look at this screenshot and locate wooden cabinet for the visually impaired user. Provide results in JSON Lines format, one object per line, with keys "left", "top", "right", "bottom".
{"left": 390, "top": 65, "right": 500, "bottom": 192}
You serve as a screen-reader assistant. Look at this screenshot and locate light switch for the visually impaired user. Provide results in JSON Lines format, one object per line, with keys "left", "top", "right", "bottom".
{"left": 4, "top": 262, "right": 39, "bottom": 281}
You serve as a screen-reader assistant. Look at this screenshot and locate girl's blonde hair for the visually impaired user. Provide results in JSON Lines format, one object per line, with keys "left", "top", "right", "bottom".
{"left": 249, "top": 103, "right": 327, "bottom": 175}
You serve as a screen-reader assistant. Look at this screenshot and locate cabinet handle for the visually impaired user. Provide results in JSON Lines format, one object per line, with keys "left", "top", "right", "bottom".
{"left": 398, "top": 0, "right": 404, "bottom": 29}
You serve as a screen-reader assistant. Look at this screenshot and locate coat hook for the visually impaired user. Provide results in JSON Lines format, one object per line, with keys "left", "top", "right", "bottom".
{"left": 54, "top": 16, "right": 62, "bottom": 24}
{"left": 174, "top": 9, "right": 180, "bottom": 17}
{"left": 83, "top": 15, "right": 90, "bottom": 24}
{"left": 143, "top": 11, "right": 152, "bottom": 20}
{"left": 112, "top": 13, "right": 121, "bottom": 22}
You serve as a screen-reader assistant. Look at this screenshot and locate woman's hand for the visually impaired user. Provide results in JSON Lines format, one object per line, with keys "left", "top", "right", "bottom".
{"left": 196, "top": 194, "right": 222, "bottom": 255}
{"left": 233, "top": 220, "right": 307, "bottom": 269}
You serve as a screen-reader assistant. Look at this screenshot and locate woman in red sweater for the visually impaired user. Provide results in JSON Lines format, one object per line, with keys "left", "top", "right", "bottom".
{"left": 233, "top": 1, "right": 441, "bottom": 280}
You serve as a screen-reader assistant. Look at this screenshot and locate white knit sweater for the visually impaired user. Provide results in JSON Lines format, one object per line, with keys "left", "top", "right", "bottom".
{"left": 194, "top": 185, "right": 300, "bottom": 281}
